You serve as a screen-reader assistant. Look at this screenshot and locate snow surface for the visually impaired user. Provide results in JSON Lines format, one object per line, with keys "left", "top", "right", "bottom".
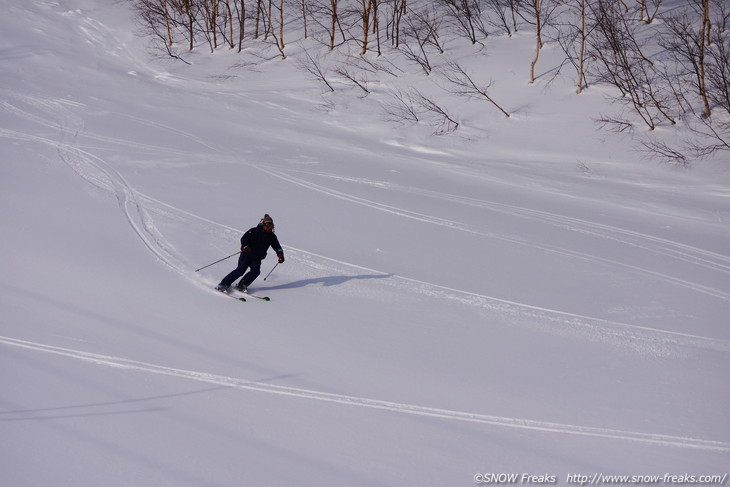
{"left": 1, "top": 1, "right": 729, "bottom": 486}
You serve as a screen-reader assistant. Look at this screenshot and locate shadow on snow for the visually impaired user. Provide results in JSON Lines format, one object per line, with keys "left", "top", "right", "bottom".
{"left": 259, "top": 273, "right": 393, "bottom": 291}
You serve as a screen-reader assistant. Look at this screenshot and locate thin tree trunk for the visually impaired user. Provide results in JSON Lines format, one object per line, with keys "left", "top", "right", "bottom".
{"left": 265, "top": 0, "right": 272, "bottom": 40}
{"left": 184, "top": 0, "right": 193, "bottom": 50}
{"left": 238, "top": 0, "right": 245, "bottom": 51}
{"left": 210, "top": 0, "right": 218, "bottom": 49}
{"left": 301, "top": 0, "right": 308, "bottom": 38}
{"left": 330, "top": 0, "right": 338, "bottom": 50}
{"left": 225, "top": 0, "right": 234, "bottom": 48}
{"left": 529, "top": 0, "right": 542, "bottom": 83}
{"left": 638, "top": 0, "right": 645, "bottom": 23}
{"left": 279, "top": 0, "right": 285, "bottom": 50}
{"left": 361, "top": 0, "right": 370, "bottom": 54}
{"left": 698, "top": 0, "right": 711, "bottom": 117}
{"left": 372, "top": 0, "right": 381, "bottom": 55}
{"left": 162, "top": 0, "right": 173, "bottom": 46}
{"left": 577, "top": 0, "right": 585, "bottom": 93}
{"left": 703, "top": 0, "right": 711, "bottom": 46}
{"left": 254, "top": 0, "right": 261, "bottom": 38}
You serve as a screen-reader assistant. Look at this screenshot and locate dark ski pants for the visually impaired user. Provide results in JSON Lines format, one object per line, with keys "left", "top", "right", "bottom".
{"left": 220, "top": 253, "right": 262, "bottom": 288}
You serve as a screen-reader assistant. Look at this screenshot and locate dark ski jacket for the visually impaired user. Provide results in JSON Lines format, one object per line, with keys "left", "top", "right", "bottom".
{"left": 240, "top": 225, "right": 283, "bottom": 261}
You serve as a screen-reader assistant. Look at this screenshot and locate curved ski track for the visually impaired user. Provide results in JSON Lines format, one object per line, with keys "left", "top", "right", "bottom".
{"left": 251, "top": 165, "right": 730, "bottom": 303}
{"left": 2, "top": 335, "right": 729, "bottom": 453}
{"left": 293, "top": 169, "right": 730, "bottom": 276}
{"left": 4, "top": 5, "right": 728, "bottom": 466}
{"left": 3, "top": 91, "right": 729, "bottom": 357}
{"left": 1, "top": 93, "right": 193, "bottom": 278}
{"left": 4, "top": 91, "right": 730, "bottom": 455}
{"left": 136, "top": 192, "right": 730, "bottom": 356}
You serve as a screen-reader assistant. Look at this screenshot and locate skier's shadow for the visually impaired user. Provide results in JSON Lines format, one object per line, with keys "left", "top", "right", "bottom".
{"left": 259, "top": 273, "right": 393, "bottom": 291}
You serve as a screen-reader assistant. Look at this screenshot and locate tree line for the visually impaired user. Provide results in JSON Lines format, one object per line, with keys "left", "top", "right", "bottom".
{"left": 129, "top": 0, "right": 730, "bottom": 163}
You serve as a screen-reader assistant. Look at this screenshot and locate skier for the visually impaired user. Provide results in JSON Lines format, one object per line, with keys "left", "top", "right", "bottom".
{"left": 216, "top": 214, "right": 284, "bottom": 293}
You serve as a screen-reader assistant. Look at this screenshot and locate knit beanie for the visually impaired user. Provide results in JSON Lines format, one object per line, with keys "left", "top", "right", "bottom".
{"left": 259, "top": 214, "right": 274, "bottom": 227}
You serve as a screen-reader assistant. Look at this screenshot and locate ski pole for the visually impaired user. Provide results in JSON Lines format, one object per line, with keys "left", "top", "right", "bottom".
{"left": 195, "top": 251, "right": 241, "bottom": 272}
{"left": 263, "top": 262, "right": 279, "bottom": 281}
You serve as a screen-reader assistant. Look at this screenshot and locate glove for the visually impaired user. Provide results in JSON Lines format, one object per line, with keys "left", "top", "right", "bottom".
{"left": 241, "top": 246, "right": 250, "bottom": 252}
{"left": 277, "top": 252, "right": 285, "bottom": 263}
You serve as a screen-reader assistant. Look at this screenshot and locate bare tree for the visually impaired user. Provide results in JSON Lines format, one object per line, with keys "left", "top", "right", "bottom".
{"left": 383, "top": 87, "right": 421, "bottom": 125}
{"left": 413, "top": 89, "right": 459, "bottom": 134}
{"left": 298, "top": 48, "right": 335, "bottom": 91}
{"left": 704, "top": 11, "right": 730, "bottom": 115}
{"left": 517, "top": 0, "right": 559, "bottom": 83}
{"left": 180, "top": 0, "right": 195, "bottom": 50}
{"left": 438, "top": 0, "right": 488, "bottom": 45}
{"left": 208, "top": 0, "right": 219, "bottom": 48}
{"left": 365, "top": 0, "right": 383, "bottom": 56}
{"left": 278, "top": 0, "right": 285, "bottom": 50}
{"left": 399, "top": 4, "right": 443, "bottom": 74}
{"left": 554, "top": 0, "right": 592, "bottom": 93}
{"left": 330, "top": 0, "right": 339, "bottom": 50}
{"left": 360, "top": 0, "right": 373, "bottom": 54}
{"left": 637, "top": 0, "right": 661, "bottom": 24}
{"left": 529, "top": 0, "right": 542, "bottom": 83}
{"left": 259, "top": 0, "right": 286, "bottom": 56}
{"left": 349, "top": 51, "right": 404, "bottom": 77}
{"left": 264, "top": 0, "right": 273, "bottom": 40}
{"left": 441, "top": 61, "right": 511, "bottom": 117}
{"left": 697, "top": 0, "right": 711, "bottom": 117}
{"left": 162, "top": 0, "right": 174, "bottom": 46}
{"left": 334, "top": 64, "right": 371, "bottom": 94}
{"left": 588, "top": 0, "right": 675, "bottom": 130}
{"left": 131, "top": 0, "right": 191, "bottom": 59}
{"left": 576, "top": 0, "right": 587, "bottom": 93}
{"left": 655, "top": 1, "right": 730, "bottom": 160}
{"left": 254, "top": 0, "right": 266, "bottom": 39}
{"left": 387, "top": 0, "right": 407, "bottom": 47}
{"left": 236, "top": 0, "right": 245, "bottom": 51}
{"left": 212, "top": 0, "right": 233, "bottom": 48}
{"left": 383, "top": 87, "right": 459, "bottom": 134}
{"left": 300, "top": 0, "right": 309, "bottom": 39}
{"left": 484, "top": 0, "right": 517, "bottom": 36}
{"left": 660, "top": 8, "right": 711, "bottom": 119}
{"left": 638, "top": 137, "right": 689, "bottom": 165}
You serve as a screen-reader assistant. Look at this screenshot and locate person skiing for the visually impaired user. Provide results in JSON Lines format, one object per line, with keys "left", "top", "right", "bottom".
{"left": 216, "top": 214, "right": 284, "bottom": 293}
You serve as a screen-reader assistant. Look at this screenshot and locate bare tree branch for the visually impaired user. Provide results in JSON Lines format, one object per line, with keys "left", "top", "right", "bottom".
{"left": 297, "top": 48, "right": 335, "bottom": 91}
{"left": 440, "top": 61, "right": 510, "bottom": 118}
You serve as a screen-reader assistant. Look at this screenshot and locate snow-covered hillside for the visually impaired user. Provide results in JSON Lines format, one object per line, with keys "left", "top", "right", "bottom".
{"left": 1, "top": 1, "right": 728, "bottom": 486}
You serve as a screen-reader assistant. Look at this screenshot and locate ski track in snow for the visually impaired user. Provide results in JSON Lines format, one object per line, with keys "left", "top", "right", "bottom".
{"left": 2, "top": 335, "right": 729, "bottom": 453}
{"left": 294, "top": 169, "right": 730, "bottom": 277}
{"left": 3, "top": 68, "right": 730, "bottom": 464}
{"left": 3, "top": 91, "right": 729, "bottom": 356}
{"left": 1, "top": 93, "right": 192, "bottom": 278}
{"left": 251, "top": 165, "right": 730, "bottom": 303}
{"left": 4, "top": 4, "right": 729, "bottom": 478}
{"left": 137, "top": 191, "right": 730, "bottom": 357}
{"left": 286, "top": 247, "right": 730, "bottom": 355}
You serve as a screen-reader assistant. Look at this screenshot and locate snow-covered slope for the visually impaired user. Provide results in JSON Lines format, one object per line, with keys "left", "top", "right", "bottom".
{"left": 1, "top": 1, "right": 728, "bottom": 486}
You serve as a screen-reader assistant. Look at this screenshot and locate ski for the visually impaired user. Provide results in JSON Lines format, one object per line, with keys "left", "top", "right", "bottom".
{"left": 215, "top": 286, "right": 269, "bottom": 301}
{"left": 215, "top": 288, "right": 246, "bottom": 302}
{"left": 224, "top": 293, "right": 247, "bottom": 302}
{"left": 245, "top": 292, "right": 270, "bottom": 301}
